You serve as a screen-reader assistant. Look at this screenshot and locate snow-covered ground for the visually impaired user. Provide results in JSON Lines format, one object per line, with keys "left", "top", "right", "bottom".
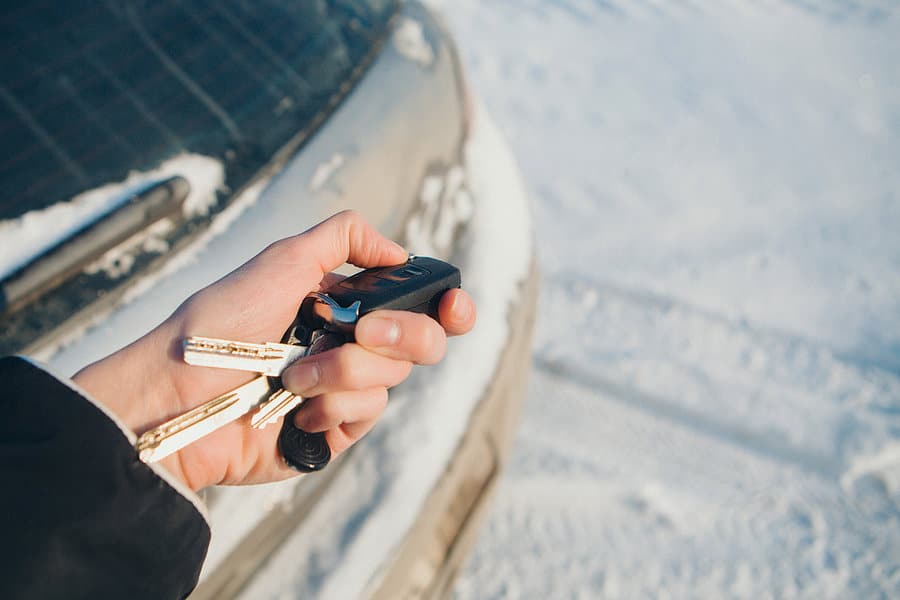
{"left": 439, "top": 1, "right": 900, "bottom": 598}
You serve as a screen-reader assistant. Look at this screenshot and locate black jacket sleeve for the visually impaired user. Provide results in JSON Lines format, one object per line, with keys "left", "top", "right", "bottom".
{"left": 0, "top": 356, "right": 211, "bottom": 600}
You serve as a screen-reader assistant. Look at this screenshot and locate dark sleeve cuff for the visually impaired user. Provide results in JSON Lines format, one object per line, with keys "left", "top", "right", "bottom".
{"left": 0, "top": 356, "right": 211, "bottom": 600}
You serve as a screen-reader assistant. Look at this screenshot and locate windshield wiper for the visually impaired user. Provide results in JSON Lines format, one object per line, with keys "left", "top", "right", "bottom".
{"left": 0, "top": 176, "right": 189, "bottom": 316}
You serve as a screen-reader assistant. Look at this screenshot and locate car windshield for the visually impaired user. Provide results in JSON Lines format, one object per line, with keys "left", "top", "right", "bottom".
{"left": 0, "top": 0, "right": 397, "bottom": 220}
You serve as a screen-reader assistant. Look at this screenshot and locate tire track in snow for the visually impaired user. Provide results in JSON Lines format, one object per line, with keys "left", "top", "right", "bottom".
{"left": 546, "top": 269, "right": 900, "bottom": 375}
{"left": 537, "top": 273, "right": 900, "bottom": 477}
{"left": 532, "top": 354, "right": 841, "bottom": 480}
{"left": 442, "top": 0, "right": 900, "bottom": 596}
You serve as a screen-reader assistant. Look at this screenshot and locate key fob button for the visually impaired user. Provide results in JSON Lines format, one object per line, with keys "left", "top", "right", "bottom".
{"left": 377, "top": 264, "right": 431, "bottom": 281}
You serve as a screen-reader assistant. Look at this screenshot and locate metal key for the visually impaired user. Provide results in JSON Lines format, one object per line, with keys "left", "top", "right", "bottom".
{"left": 183, "top": 335, "right": 308, "bottom": 429}
{"left": 183, "top": 336, "right": 307, "bottom": 376}
{"left": 183, "top": 329, "right": 346, "bottom": 431}
{"left": 250, "top": 388, "right": 302, "bottom": 429}
{"left": 251, "top": 329, "right": 347, "bottom": 431}
{"left": 136, "top": 375, "right": 273, "bottom": 463}
{"left": 137, "top": 341, "right": 307, "bottom": 462}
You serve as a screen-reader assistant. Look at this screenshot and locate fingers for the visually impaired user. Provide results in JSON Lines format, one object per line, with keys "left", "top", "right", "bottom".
{"left": 355, "top": 311, "right": 447, "bottom": 365}
{"left": 282, "top": 291, "right": 466, "bottom": 396}
{"left": 188, "top": 212, "right": 407, "bottom": 341}
{"left": 292, "top": 388, "right": 389, "bottom": 458}
{"left": 277, "top": 286, "right": 475, "bottom": 466}
{"left": 437, "top": 289, "right": 476, "bottom": 336}
{"left": 292, "top": 388, "right": 388, "bottom": 434}
{"left": 327, "top": 417, "right": 381, "bottom": 456}
{"left": 282, "top": 344, "right": 413, "bottom": 396}
{"left": 349, "top": 289, "right": 475, "bottom": 363}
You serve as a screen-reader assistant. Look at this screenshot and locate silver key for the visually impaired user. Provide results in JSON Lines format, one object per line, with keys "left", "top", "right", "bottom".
{"left": 183, "top": 336, "right": 307, "bottom": 376}
{"left": 136, "top": 334, "right": 317, "bottom": 462}
{"left": 184, "top": 335, "right": 308, "bottom": 429}
{"left": 136, "top": 375, "right": 272, "bottom": 463}
{"left": 250, "top": 388, "right": 304, "bottom": 429}
{"left": 250, "top": 330, "right": 349, "bottom": 428}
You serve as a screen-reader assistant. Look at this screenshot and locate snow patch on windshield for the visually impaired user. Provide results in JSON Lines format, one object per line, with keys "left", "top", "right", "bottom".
{"left": 0, "top": 153, "right": 223, "bottom": 280}
{"left": 393, "top": 18, "right": 434, "bottom": 67}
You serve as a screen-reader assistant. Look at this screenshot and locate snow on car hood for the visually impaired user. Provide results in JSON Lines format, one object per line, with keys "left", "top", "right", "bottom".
{"left": 223, "top": 102, "right": 533, "bottom": 599}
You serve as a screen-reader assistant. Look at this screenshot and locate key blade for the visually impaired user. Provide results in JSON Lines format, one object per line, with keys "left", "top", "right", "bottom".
{"left": 136, "top": 376, "right": 273, "bottom": 463}
{"left": 250, "top": 390, "right": 304, "bottom": 429}
{"left": 265, "top": 396, "right": 305, "bottom": 427}
{"left": 183, "top": 336, "right": 307, "bottom": 376}
{"left": 249, "top": 388, "right": 291, "bottom": 428}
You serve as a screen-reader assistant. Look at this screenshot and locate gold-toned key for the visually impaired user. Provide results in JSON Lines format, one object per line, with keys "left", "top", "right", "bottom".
{"left": 136, "top": 337, "right": 309, "bottom": 463}
{"left": 185, "top": 335, "right": 307, "bottom": 429}
{"left": 136, "top": 375, "right": 273, "bottom": 462}
{"left": 183, "top": 336, "right": 307, "bottom": 376}
{"left": 250, "top": 388, "right": 303, "bottom": 429}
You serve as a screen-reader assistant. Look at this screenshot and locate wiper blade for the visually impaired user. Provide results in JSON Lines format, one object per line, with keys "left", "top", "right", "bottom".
{"left": 0, "top": 176, "right": 189, "bottom": 316}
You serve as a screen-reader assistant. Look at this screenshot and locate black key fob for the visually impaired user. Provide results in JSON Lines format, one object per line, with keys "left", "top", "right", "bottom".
{"left": 278, "top": 256, "right": 461, "bottom": 473}
{"left": 282, "top": 256, "right": 461, "bottom": 346}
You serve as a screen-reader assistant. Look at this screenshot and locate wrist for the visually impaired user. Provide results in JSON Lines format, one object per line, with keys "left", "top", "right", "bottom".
{"left": 72, "top": 325, "right": 204, "bottom": 490}
{"left": 72, "top": 324, "right": 181, "bottom": 436}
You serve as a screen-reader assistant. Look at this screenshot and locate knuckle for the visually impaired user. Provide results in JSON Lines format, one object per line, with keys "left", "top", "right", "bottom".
{"left": 317, "top": 397, "right": 345, "bottom": 425}
{"left": 375, "top": 387, "right": 389, "bottom": 409}
{"left": 331, "top": 209, "right": 363, "bottom": 242}
{"left": 264, "top": 236, "right": 302, "bottom": 262}
{"left": 358, "top": 388, "right": 388, "bottom": 421}
{"left": 328, "top": 345, "right": 367, "bottom": 389}
{"left": 334, "top": 208, "right": 363, "bottom": 224}
{"left": 396, "top": 361, "right": 413, "bottom": 383}
{"left": 416, "top": 322, "right": 445, "bottom": 364}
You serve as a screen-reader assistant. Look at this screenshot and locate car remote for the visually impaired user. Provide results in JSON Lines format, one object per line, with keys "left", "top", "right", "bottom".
{"left": 278, "top": 256, "right": 461, "bottom": 472}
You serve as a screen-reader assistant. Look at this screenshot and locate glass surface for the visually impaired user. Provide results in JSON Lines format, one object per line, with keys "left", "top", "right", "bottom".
{"left": 0, "top": 0, "right": 397, "bottom": 219}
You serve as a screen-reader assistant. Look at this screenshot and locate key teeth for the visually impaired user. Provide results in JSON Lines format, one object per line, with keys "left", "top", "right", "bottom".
{"left": 250, "top": 415, "right": 271, "bottom": 429}
{"left": 135, "top": 377, "right": 272, "bottom": 463}
{"left": 250, "top": 389, "right": 303, "bottom": 430}
{"left": 252, "top": 415, "right": 282, "bottom": 430}
{"left": 183, "top": 336, "right": 291, "bottom": 362}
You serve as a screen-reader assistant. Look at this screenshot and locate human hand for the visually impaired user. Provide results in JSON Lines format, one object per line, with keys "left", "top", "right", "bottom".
{"left": 73, "top": 211, "right": 476, "bottom": 491}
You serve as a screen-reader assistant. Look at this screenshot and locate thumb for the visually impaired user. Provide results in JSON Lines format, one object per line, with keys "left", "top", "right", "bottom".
{"left": 299, "top": 210, "right": 409, "bottom": 273}
{"left": 232, "top": 210, "right": 408, "bottom": 303}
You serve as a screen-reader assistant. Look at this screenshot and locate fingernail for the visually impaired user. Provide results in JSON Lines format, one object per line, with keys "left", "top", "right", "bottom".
{"left": 357, "top": 316, "right": 400, "bottom": 347}
{"left": 284, "top": 361, "right": 320, "bottom": 393}
{"left": 450, "top": 291, "right": 473, "bottom": 322}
